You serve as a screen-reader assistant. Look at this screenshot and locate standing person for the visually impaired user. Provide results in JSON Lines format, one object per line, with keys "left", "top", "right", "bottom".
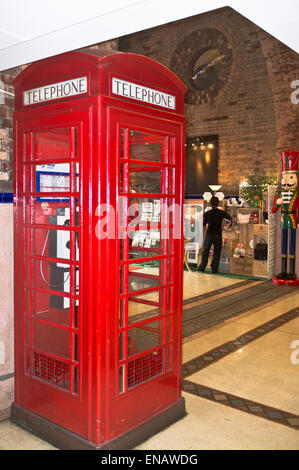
{"left": 198, "top": 196, "right": 232, "bottom": 274}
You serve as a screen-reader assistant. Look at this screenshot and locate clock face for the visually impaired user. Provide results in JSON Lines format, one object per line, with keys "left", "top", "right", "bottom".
{"left": 171, "top": 29, "right": 233, "bottom": 105}
{"left": 191, "top": 48, "right": 224, "bottom": 91}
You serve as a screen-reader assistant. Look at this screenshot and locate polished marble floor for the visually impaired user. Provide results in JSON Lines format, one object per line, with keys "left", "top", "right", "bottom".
{"left": 1, "top": 272, "right": 298, "bottom": 450}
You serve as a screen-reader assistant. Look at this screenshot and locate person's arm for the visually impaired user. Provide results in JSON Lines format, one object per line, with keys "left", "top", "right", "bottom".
{"left": 203, "top": 211, "right": 208, "bottom": 227}
{"left": 222, "top": 211, "right": 232, "bottom": 227}
{"left": 223, "top": 211, "right": 232, "bottom": 222}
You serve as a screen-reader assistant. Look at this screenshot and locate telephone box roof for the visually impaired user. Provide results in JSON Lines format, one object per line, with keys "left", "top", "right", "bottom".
{"left": 13, "top": 49, "right": 187, "bottom": 114}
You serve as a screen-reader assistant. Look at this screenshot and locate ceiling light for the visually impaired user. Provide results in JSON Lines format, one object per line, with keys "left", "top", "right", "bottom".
{"left": 209, "top": 185, "right": 222, "bottom": 192}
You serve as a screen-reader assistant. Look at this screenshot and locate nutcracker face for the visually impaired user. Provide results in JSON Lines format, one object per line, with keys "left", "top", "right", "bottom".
{"left": 281, "top": 172, "right": 298, "bottom": 190}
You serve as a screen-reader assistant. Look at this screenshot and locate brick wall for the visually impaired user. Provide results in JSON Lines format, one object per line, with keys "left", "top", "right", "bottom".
{"left": 118, "top": 7, "right": 298, "bottom": 194}
{"left": 259, "top": 31, "right": 299, "bottom": 162}
{"left": 0, "top": 66, "right": 25, "bottom": 192}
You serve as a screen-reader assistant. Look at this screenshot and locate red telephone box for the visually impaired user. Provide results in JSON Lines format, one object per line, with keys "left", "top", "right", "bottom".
{"left": 11, "top": 49, "right": 187, "bottom": 449}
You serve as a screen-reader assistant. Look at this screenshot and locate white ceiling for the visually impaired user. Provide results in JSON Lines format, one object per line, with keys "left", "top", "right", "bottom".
{"left": 0, "top": 0, "right": 298, "bottom": 71}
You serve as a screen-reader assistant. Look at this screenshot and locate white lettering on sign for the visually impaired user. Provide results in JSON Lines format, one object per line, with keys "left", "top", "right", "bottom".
{"left": 112, "top": 77, "right": 176, "bottom": 110}
{"left": 23, "top": 77, "right": 88, "bottom": 105}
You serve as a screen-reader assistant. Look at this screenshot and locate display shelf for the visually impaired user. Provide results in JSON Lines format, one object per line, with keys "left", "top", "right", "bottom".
{"left": 197, "top": 200, "right": 269, "bottom": 278}
{"left": 252, "top": 224, "right": 268, "bottom": 278}
{"left": 230, "top": 257, "right": 253, "bottom": 275}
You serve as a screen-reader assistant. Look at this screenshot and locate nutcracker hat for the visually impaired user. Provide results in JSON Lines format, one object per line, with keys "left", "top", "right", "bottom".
{"left": 281, "top": 150, "right": 299, "bottom": 173}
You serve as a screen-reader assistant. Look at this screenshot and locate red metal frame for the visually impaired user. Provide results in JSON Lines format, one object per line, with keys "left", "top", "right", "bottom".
{"left": 13, "top": 49, "right": 186, "bottom": 447}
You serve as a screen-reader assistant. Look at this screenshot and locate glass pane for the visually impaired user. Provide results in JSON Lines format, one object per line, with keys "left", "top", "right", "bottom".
{"left": 128, "top": 320, "right": 163, "bottom": 357}
{"left": 72, "top": 298, "right": 79, "bottom": 330}
{"left": 31, "top": 258, "right": 71, "bottom": 293}
{"left": 119, "top": 365, "right": 125, "bottom": 394}
{"left": 130, "top": 131, "right": 163, "bottom": 163}
{"left": 129, "top": 197, "right": 161, "bottom": 224}
{"left": 25, "top": 199, "right": 73, "bottom": 226}
{"left": 35, "top": 163, "right": 71, "bottom": 198}
{"left": 119, "top": 299, "right": 126, "bottom": 328}
{"left": 128, "top": 304, "right": 160, "bottom": 325}
{"left": 72, "top": 366, "right": 79, "bottom": 395}
{"left": 128, "top": 290, "right": 161, "bottom": 324}
{"left": 128, "top": 260, "right": 161, "bottom": 293}
{"left": 32, "top": 321, "right": 70, "bottom": 359}
{"left": 73, "top": 198, "right": 80, "bottom": 226}
{"left": 73, "top": 333, "right": 79, "bottom": 362}
{"left": 129, "top": 165, "right": 161, "bottom": 194}
{"left": 119, "top": 332, "right": 125, "bottom": 361}
{"left": 25, "top": 348, "right": 31, "bottom": 375}
{"left": 129, "top": 229, "right": 161, "bottom": 255}
{"left": 31, "top": 289, "right": 71, "bottom": 326}
{"left": 129, "top": 247, "right": 160, "bottom": 260}
{"left": 33, "top": 128, "right": 71, "bottom": 160}
{"left": 25, "top": 227, "right": 71, "bottom": 261}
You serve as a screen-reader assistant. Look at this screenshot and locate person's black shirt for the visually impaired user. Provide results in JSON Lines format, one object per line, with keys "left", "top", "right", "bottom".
{"left": 203, "top": 208, "right": 232, "bottom": 235}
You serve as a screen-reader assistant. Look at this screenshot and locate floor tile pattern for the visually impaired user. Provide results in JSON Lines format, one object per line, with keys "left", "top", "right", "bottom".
{"left": 182, "top": 279, "right": 255, "bottom": 305}
{"left": 182, "top": 306, "right": 299, "bottom": 378}
{"left": 183, "top": 380, "right": 299, "bottom": 431}
{"left": 182, "top": 306, "right": 299, "bottom": 431}
{"left": 182, "top": 283, "right": 298, "bottom": 338}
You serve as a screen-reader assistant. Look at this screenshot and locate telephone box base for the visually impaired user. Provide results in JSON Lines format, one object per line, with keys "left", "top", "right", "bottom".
{"left": 10, "top": 399, "right": 186, "bottom": 450}
{"left": 272, "top": 277, "right": 299, "bottom": 287}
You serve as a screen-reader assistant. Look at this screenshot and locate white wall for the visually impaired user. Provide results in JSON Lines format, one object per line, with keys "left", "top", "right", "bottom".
{"left": 0, "top": 0, "right": 298, "bottom": 71}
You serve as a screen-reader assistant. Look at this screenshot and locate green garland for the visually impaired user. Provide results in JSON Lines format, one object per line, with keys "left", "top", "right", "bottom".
{"left": 240, "top": 175, "right": 277, "bottom": 201}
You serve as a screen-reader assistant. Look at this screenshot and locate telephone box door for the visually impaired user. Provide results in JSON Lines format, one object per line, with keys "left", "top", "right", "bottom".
{"left": 106, "top": 107, "right": 185, "bottom": 439}
{"left": 14, "top": 108, "right": 91, "bottom": 438}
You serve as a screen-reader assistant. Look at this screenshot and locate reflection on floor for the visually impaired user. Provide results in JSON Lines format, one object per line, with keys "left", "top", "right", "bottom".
{"left": 1, "top": 272, "right": 298, "bottom": 450}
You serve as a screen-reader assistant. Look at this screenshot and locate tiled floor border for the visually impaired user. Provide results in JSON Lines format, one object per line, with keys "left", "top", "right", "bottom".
{"left": 182, "top": 279, "right": 256, "bottom": 306}
{"left": 182, "top": 306, "right": 299, "bottom": 377}
{"left": 182, "top": 282, "right": 297, "bottom": 340}
{"left": 182, "top": 306, "right": 299, "bottom": 431}
{"left": 183, "top": 380, "right": 299, "bottom": 431}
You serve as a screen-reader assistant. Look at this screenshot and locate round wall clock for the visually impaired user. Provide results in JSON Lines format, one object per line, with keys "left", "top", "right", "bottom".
{"left": 170, "top": 28, "right": 233, "bottom": 105}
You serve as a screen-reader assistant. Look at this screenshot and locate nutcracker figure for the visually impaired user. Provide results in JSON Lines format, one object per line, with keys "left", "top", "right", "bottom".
{"left": 272, "top": 150, "right": 299, "bottom": 284}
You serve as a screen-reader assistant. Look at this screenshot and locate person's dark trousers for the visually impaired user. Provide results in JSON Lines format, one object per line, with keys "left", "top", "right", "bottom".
{"left": 198, "top": 233, "right": 222, "bottom": 273}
